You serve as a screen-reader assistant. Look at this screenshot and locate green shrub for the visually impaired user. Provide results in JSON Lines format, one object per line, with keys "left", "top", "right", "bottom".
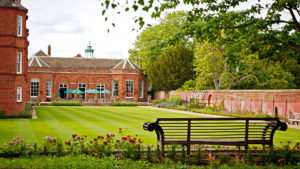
{"left": 169, "top": 95, "right": 183, "bottom": 105}
{"left": 111, "top": 102, "right": 138, "bottom": 106}
{"left": 0, "top": 110, "right": 5, "bottom": 117}
{"left": 25, "top": 103, "right": 32, "bottom": 111}
{"left": 188, "top": 98, "right": 203, "bottom": 109}
{"left": 218, "top": 153, "right": 231, "bottom": 164}
{"left": 152, "top": 99, "right": 167, "bottom": 104}
{"left": 50, "top": 101, "right": 82, "bottom": 106}
{"left": 0, "top": 109, "right": 31, "bottom": 119}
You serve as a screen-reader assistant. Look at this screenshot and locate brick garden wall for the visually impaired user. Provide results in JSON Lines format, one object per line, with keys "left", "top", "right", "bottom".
{"left": 154, "top": 90, "right": 300, "bottom": 118}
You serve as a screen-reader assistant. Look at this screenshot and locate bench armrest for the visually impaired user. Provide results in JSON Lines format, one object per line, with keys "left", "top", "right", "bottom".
{"left": 143, "top": 122, "right": 158, "bottom": 132}
{"left": 278, "top": 121, "right": 288, "bottom": 131}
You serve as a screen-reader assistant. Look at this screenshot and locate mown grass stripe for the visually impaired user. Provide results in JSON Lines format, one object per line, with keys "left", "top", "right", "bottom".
{"left": 34, "top": 107, "right": 75, "bottom": 142}
{"left": 47, "top": 107, "right": 111, "bottom": 140}
{"left": 59, "top": 107, "right": 157, "bottom": 144}
{"left": 0, "top": 119, "right": 17, "bottom": 144}
{"left": 14, "top": 119, "right": 38, "bottom": 143}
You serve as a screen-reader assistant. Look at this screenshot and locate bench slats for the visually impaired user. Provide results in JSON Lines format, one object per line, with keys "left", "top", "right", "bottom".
{"left": 143, "top": 117, "right": 287, "bottom": 156}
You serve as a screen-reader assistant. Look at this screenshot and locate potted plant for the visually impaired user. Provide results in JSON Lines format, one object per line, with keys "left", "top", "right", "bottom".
{"left": 147, "top": 94, "right": 152, "bottom": 103}
{"left": 134, "top": 93, "right": 139, "bottom": 102}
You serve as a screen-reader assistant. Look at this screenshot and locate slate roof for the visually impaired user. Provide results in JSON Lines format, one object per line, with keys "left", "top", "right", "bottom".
{"left": 34, "top": 50, "right": 48, "bottom": 57}
{"left": 28, "top": 51, "right": 140, "bottom": 70}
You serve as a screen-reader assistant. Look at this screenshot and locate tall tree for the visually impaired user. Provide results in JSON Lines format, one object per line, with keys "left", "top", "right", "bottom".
{"left": 129, "top": 11, "right": 191, "bottom": 75}
{"left": 148, "top": 44, "right": 194, "bottom": 91}
{"left": 193, "top": 41, "right": 296, "bottom": 90}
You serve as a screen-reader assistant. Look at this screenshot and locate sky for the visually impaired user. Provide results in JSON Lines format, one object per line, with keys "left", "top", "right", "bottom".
{"left": 22, "top": 0, "right": 293, "bottom": 59}
{"left": 22, "top": 0, "right": 142, "bottom": 59}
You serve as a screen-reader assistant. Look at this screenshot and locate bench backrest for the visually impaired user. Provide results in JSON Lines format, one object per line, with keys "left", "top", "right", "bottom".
{"left": 144, "top": 118, "right": 287, "bottom": 145}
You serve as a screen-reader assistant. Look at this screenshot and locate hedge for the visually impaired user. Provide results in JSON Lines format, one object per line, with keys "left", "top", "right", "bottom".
{"left": 50, "top": 101, "right": 82, "bottom": 106}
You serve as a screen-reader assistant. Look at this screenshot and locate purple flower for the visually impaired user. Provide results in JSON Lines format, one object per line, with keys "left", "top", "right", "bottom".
{"left": 27, "top": 146, "right": 33, "bottom": 150}
{"left": 16, "top": 136, "right": 19, "bottom": 139}
{"left": 21, "top": 139, "right": 24, "bottom": 142}
{"left": 3, "top": 143, "right": 7, "bottom": 147}
{"left": 16, "top": 140, "right": 19, "bottom": 144}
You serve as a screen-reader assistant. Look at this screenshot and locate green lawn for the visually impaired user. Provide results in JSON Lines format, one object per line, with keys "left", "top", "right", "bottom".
{"left": 0, "top": 106, "right": 299, "bottom": 146}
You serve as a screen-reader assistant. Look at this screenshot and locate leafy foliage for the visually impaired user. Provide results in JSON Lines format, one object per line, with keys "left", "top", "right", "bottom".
{"left": 129, "top": 12, "right": 195, "bottom": 91}
{"left": 146, "top": 44, "right": 194, "bottom": 91}
{"left": 193, "top": 41, "right": 296, "bottom": 89}
{"left": 101, "top": 0, "right": 300, "bottom": 88}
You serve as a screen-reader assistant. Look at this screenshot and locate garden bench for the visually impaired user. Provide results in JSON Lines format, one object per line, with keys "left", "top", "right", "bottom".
{"left": 288, "top": 113, "right": 300, "bottom": 125}
{"left": 143, "top": 118, "right": 287, "bottom": 156}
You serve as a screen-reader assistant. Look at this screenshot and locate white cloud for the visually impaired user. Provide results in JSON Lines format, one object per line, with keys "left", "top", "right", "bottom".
{"left": 22, "top": 0, "right": 140, "bottom": 59}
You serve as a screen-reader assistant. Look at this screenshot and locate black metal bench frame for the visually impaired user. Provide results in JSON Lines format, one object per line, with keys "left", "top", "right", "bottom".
{"left": 143, "top": 118, "right": 287, "bottom": 156}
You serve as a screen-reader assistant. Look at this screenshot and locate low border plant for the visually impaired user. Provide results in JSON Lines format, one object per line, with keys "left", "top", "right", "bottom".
{"left": 112, "top": 102, "right": 139, "bottom": 106}
{"left": 50, "top": 101, "right": 82, "bottom": 106}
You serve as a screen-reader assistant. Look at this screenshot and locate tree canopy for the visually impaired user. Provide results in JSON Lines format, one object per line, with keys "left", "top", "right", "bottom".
{"left": 129, "top": 12, "right": 195, "bottom": 91}
{"left": 101, "top": 0, "right": 300, "bottom": 89}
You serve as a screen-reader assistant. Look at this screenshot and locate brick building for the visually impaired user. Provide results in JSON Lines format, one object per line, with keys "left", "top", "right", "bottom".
{"left": 0, "top": 0, "right": 147, "bottom": 115}
{"left": 0, "top": 0, "right": 29, "bottom": 115}
{"left": 28, "top": 46, "right": 147, "bottom": 103}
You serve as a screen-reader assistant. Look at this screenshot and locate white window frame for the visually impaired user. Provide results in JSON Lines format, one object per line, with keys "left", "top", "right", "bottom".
{"left": 112, "top": 80, "right": 118, "bottom": 97}
{"left": 17, "top": 52, "right": 22, "bottom": 74}
{"left": 46, "top": 79, "right": 52, "bottom": 98}
{"left": 97, "top": 83, "right": 105, "bottom": 98}
{"left": 78, "top": 83, "right": 86, "bottom": 98}
{"left": 139, "top": 80, "right": 144, "bottom": 98}
{"left": 17, "top": 15, "right": 22, "bottom": 37}
{"left": 17, "top": 87, "right": 22, "bottom": 102}
{"left": 125, "top": 80, "right": 134, "bottom": 98}
{"left": 30, "top": 78, "right": 39, "bottom": 97}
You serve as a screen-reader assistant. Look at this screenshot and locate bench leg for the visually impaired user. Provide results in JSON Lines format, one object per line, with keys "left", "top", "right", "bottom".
{"left": 187, "top": 144, "right": 190, "bottom": 155}
{"left": 162, "top": 144, "right": 165, "bottom": 157}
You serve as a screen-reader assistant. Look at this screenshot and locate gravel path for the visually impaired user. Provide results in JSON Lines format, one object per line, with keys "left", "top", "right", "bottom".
{"left": 139, "top": 106, "right": 300, "bottom": 129}
{"left": 32, "top": 106, "right": 37, "bottom": 119}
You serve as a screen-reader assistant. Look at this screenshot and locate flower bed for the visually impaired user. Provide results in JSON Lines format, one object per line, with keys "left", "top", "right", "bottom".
{"left": 0, "top": 129, "right": 299, "bottom": 167}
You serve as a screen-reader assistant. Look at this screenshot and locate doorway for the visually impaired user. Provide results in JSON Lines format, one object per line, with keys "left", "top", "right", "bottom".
{"left": 59, "top": 83, "right": 67, "bottom": 99}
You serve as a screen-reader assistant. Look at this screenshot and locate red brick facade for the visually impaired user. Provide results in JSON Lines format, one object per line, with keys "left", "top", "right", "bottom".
{"left": 0, "top": 1, "right": 29, "bottom": 115}
{"left": 27, "top": 65, "right": 148, "bottom": 102}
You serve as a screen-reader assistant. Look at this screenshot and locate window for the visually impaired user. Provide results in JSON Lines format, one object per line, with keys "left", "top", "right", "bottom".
{"left": 139, "top": 80, "right": 143, "bottom": 98}
{"left": 17, "top": 52, "right": 22, "bottom": 74}
{"left": 17, "top": 15, "right": 22, "bottom": 37}
{"left": 78, "top": 83, "right": 86, "bottom": 99}
{"left": 126, "top": 80, "right": 134, "bottom": 98}
{"left": 17, "top": 87, "right": 22, "bottom": 102}
{"left": 113, "top": 80, "right": 118, "bottom": 97}
{"left": 30, "top": 78, "right": 39, "bottom": 97}
{"left": 46, "top": 79, "right": 51, "bottom": 97}
{"left": 97, "top": 83, "right": 105, "bottom": 98}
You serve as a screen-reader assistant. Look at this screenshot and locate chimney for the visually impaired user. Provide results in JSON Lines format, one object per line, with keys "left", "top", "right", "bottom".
{"left": 48, "top": 44, "right": 51, "bottom": 56}
{"left": 75, "top": 53, "right": 81, "bottom": 58}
